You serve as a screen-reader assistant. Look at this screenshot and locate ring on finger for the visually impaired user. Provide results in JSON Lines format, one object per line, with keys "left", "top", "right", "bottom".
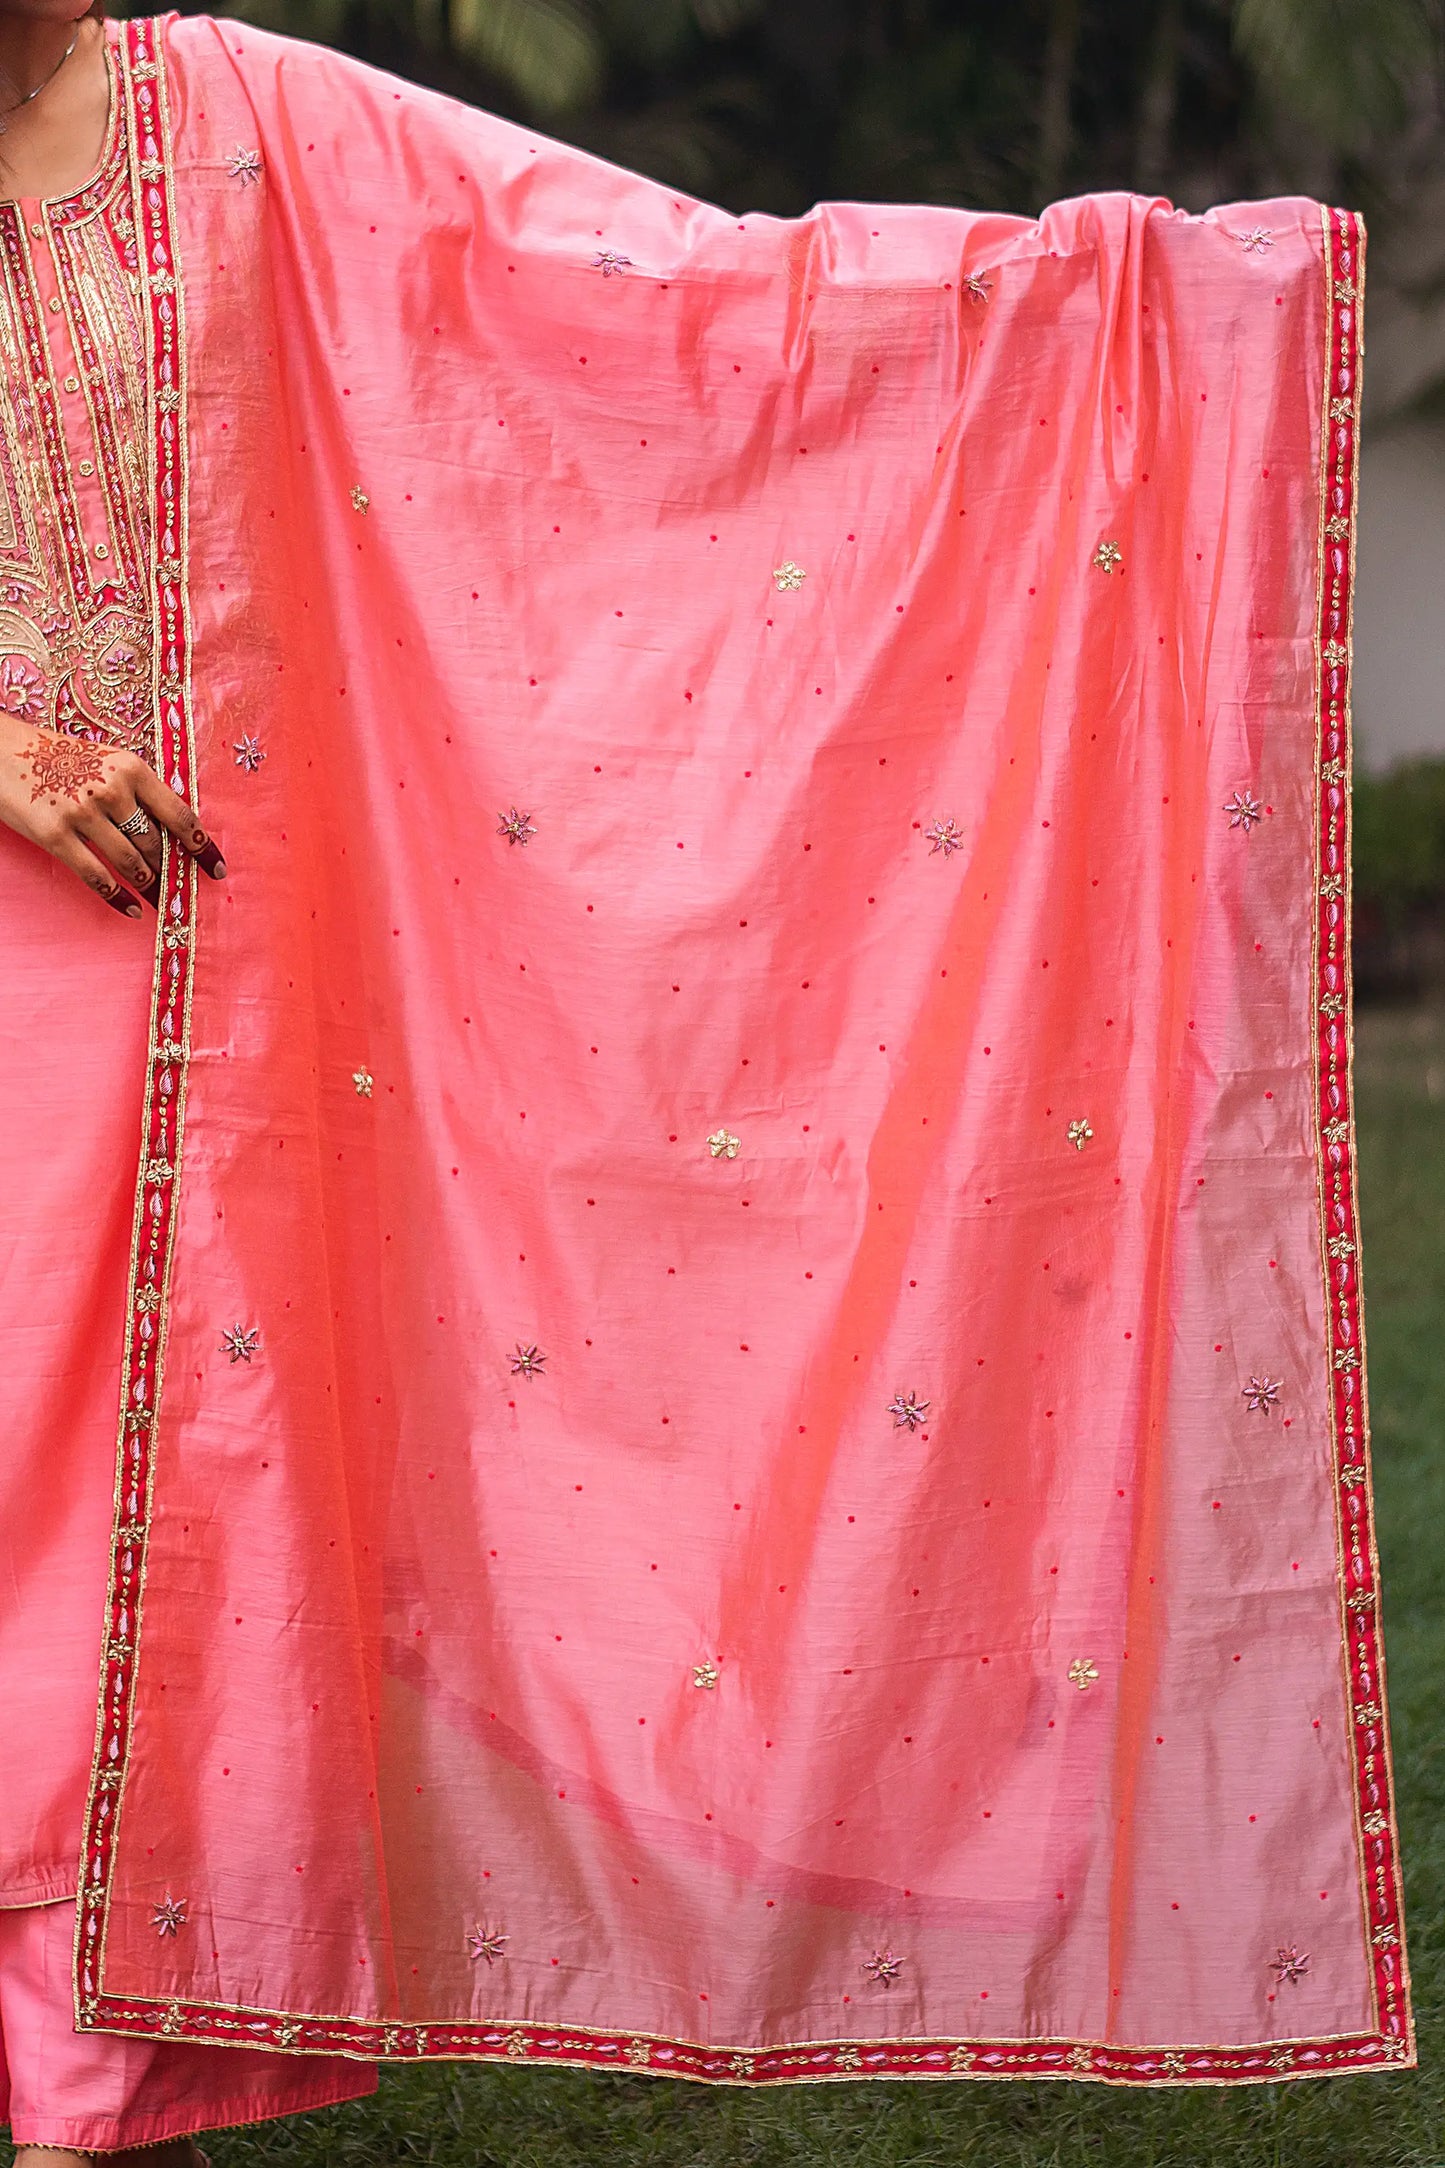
{"left": 118, "top": 805, "right": 154, "bottom": 840}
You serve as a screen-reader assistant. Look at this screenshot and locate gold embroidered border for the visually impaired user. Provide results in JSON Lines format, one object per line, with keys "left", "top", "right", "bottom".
{"left": 1309, "top": 205, "right": 1412, "bottom": 2055}
{"left": 72, "top": 9, "right": 200, "bottom": 2032}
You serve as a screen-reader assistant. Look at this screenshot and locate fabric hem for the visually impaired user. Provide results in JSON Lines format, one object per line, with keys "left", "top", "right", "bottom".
{"left": 5, "top": 2067, "right": 379, "bottom": 2152}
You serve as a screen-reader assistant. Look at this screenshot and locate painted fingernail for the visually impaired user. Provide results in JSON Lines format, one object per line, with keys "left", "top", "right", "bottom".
{"left": 210, "top": 856, "right": 227, "bottom": 878}
{"left": 125, "top": 902, "right": 142, "bottom": 918}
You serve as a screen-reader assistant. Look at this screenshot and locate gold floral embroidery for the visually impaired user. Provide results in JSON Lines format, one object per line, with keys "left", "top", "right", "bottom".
{"left": 772, "top": 561, "right": 806, "bottom": 591}
{"left": 862, "top": 1949, "right": 902, "bottom": 1983}
{"left": 1091, "top": 539, "right": 1123, "bottom": 574}
{"left": 692, "top": 1659, "right": 719, "bottom": 1690}
{"left": 1066, "top": 1117, "right": 1093, "bottom": 1150}
{"left": 707, "top": 1127, "right": 740, "bottom": 1159}
{"left": 350, "top": 484, "right": 369, "bottom": 513}
{"left": 151, "top": 1896, "right": 187, "bottom": 1936}
{"left": 1067, "top": 1658, "right": 1099, "bottom": 1690}
{"left": 352, "top": 1068, "right": 374, "bottom": 1097}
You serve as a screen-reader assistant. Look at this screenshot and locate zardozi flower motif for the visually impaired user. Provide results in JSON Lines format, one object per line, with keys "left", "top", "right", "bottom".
{"left": 887, "top": 1390, "right": 929, "bottom": 1432}
{"left": 233, "top": 735, "right": 265, "bottom": 772}
{"left": 221, "top": 1324, "right": 260, "bottom": 1364}
{"left": 152, "top": 1896, "right": 188, "bottom": 1937}
{"left": 350, "top": 485, "right": 369, "bottom": 514}
{"left": 1224, "top": 790, "right": 1264, "bottom": 831}
{"left": 772, "top": 561, "right": 806, "bottom": 591}
{"left": 1066, "top": 1118, "right": 1093, "bottom": 1151}
{"left": 962, "top": 271, "right": 992, "bottom": 302}
{"left": 593, "top": 249, "right": 632, "bottom": 275}
{"left": 925, "top": 817, "right": 963, "bottom": 857}
{"left": 228, "top": 146, "right": 264, "bottom": 186}
{"left": 1241, "top": 1375, "right": 1281, "bottom": 1413}
{"left": 1068, "top": 1658, "right": 1100, "bottom": 1690}
{"left": 352, "top": 1068, "right": 374, "bottom": 1097}
{"left": 497, "top": 807, "right": 536, "bottom": 847}
{"left": 1271, "top": 1945, "right": 1309, "bottom": 1985}
{"left": 1237, "top": 226, "right": 1274, "bottom": 253}
{"left": 0, "top": 652, "right": 45, "bottom": 718}
{"left": 692, "top": 1659, "right": 719, "bottom": 1690}
{"left": 862, "top": 1948, "right": 902, "bottom": 1983}
{"left": 509, "top": 1343, "right": 547, "bottom": 1379}
{"left": 468, "top": 1927, "right": 509, "bottom": 1967}
{"left": 707, "top": 1127, "right": 740, "bottom": 1160}
{"left": 1091, "top": 539, "right": 1123, "bottom": 574}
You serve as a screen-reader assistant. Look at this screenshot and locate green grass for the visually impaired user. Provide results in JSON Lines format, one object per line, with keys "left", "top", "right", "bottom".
{"left": 150, "top": 1013, "right": 1445, "bottom": 2161}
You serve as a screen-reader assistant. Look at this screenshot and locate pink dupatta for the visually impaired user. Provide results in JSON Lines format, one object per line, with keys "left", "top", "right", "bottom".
{"left": 72, "top": 12, "right": 1409, "bottom": 2084}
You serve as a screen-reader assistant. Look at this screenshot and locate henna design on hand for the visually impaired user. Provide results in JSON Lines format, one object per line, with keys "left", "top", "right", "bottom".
{"left": 23, "top": 730, "right": 108, "bottom": 804}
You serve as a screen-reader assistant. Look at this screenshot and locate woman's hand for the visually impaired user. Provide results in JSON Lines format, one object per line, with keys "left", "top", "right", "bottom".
{"left": 0, "top": 713, "right": 226, "bottom": 916}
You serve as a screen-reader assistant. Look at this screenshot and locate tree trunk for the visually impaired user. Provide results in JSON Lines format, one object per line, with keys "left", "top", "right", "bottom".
{"left": 1134, "top": 0, "right": 1183, "bottom": 192}
{"left": 1036, "top": 0, "right": 1081, "bottom": 207}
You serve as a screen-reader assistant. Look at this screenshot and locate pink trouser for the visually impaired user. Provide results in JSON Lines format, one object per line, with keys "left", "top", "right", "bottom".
{"left": 0, "top": 1901, "right": 377, "bottom": 2152}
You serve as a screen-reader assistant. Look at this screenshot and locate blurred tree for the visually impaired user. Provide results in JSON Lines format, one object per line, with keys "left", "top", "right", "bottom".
{"left": 175, "top": 0, "right": 1445, "bottom": 400}
{"left": 215, "top": 0, "right": 1440, "bottom": 213}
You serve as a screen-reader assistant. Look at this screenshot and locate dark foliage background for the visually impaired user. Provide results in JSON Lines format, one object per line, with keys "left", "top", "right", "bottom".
{"left": 152, "top": 0, "right": 1444, "bottom": 235}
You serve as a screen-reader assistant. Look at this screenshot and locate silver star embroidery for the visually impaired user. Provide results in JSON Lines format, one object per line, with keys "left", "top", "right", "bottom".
{"left": 1066, "top": 1117, "right": 1093, "bottom": 1151}
{"left": 1238, "top": 226, "right": 1274, "bottom": 254}
{"left": 887, "top": 1391, "right": 929, "bottom": 1432}
{"left": 1241, "top": 1375, "right": 1281, "bottom": 1413}
{"left": 497, "top": 807, "right": 536, "bottom": 847}
{"left": 962, "top": 271, "right": 992, "bottom": 302}
{"left": 468, "top": 1927, "right": 509, "bottom": 1966}
{"left": 509, "top": 1342, "right": 547, "bottom": 1379}
{"left": 1091, "top": 539, "right": 1123, "bottom": 574}
{"left": 862, "top": 1948, "right": 902, "bottom": 1983}
{"left": 925, "top": 817, "right": 963, "bottom": 857}
{"left": 593, "top": 249, "right": 632, "bottom": 275}
{"left": 772, "top": 561, "right": 806, "bottom": 591}
{"left": 221, "top": 1323, "right": 260, "bottom": 1364}
{"left": 692, "top": 1659, "right": 719, "bottom": 1690}
{"left": 707, "top": 1127, "right": 740, "bottom": 1159}
{"left": 152, "top": 1895, "right": 188, "bottom": 1937}
{"left": 1271, "top": 1945, "right": 1309, "bottom": 1985}
{"left": 1224, "top": 790, "right": 1263, "bottom": 831}
{"left": 353, "top": 1068, "right": 374, "bottom": 1097}
{"left": 228, "top": 146, "right": 264, "bottom": 186}
{"left": 233, "top": 735, "right": 265, "bottom": 772}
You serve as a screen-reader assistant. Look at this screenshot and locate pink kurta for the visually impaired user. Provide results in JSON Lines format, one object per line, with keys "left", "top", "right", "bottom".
{"left": 7, "top": 12, "right": 1414, "bottom": 2092}
{"left": 0, "top": 21, "right": 374, "bottom": 2143}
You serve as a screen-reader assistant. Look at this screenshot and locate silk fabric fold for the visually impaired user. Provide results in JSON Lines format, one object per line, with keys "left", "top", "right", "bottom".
{"left": 67, "top": 13, "right": 1409, "bottom": 2084}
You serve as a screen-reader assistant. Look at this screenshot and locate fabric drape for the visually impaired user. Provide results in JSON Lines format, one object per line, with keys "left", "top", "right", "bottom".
{"left": 66, "top": 13, "right": 1408, "bottom": 2085}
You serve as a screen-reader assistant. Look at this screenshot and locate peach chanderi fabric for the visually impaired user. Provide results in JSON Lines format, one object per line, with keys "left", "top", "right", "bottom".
{"left": 63, "top": 12, "right": 1412, "bottom": 2086}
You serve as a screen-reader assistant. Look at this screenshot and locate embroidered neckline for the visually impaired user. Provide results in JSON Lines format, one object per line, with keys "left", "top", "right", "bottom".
{"left": 1, "top": 19, "right": 123, "bottom": 219}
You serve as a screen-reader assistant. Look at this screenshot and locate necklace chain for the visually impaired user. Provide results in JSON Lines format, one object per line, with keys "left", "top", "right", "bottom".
{"left": 0, "top": 26, "right": 81, "bottom": 137}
